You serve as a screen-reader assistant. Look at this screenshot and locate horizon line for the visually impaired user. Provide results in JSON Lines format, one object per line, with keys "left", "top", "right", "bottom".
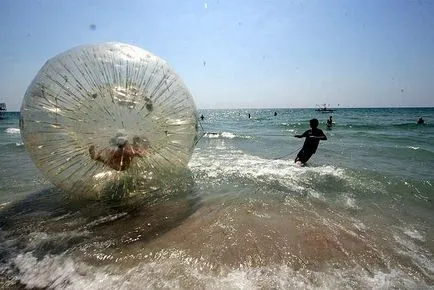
{"left": 196, "top": 106, "right": 434, "bottom": 110}
{"left": 3, "top": 105, "right": 434, "bottom": 113}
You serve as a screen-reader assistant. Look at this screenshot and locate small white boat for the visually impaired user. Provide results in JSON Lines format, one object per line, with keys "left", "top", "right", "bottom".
{"left": 315, "top": 104, "right": 334, "bottom": 113}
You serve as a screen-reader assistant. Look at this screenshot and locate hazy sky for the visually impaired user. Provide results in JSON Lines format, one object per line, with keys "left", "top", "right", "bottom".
{"left": 1, "top": 0, "right": 434, "bottom": 111}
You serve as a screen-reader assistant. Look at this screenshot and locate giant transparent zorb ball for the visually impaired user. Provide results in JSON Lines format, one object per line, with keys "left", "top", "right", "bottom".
{"left": 20, "top": 42, "right": 198, "bottom": 199}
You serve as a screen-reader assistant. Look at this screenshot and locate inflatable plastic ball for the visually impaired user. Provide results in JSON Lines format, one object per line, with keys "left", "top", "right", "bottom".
{"left": 20, "top": 42, "right": 198, "bottom": 200}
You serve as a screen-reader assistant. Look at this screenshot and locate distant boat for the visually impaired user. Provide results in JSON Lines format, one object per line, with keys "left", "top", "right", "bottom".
{"left": 315, "top": 104, "right": 334, "bottom": 113}
{"left": 0, "top": 103, "right": 6, "bottom": 119}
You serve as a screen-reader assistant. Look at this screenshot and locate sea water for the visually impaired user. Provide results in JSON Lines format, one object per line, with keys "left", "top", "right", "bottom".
{"left": 0, "top": 108, "right": 433, "bottom": 289}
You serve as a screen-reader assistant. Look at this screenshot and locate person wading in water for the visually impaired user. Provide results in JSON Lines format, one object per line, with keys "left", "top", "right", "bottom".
{"left": 294, "top": 118, "right": 327, "bottom": 165}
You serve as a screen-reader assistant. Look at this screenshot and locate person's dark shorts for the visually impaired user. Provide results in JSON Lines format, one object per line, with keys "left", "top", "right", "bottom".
{"left": 296, "top": 148, "right": 314, "bottom": 163}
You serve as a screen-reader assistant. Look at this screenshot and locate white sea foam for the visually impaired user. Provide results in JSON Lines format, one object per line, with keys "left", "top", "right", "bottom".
{"left": 353, "top": 221, "right": 367, "bottom": 231}
{"left": 190, "top": 150, "right": 347, "bottom": 197}
{"left": 393, "top": 234, "right": 434, "bottom": 277}
{"left": 25, "top": 231, "right": 91, "bottom": 251}
{"left": 251, "top": 211, "right": 271, "bottom": 219}
{"left": 10, "top": 249, "right": 429, "bottom": 289}
{"left": 408, "top": 146, "right": 420, "bottom": 150}
{"left": 221, "top": 132, "right": 236, "bottom": 139}
{"left": 340, "top": 193, "right": 359, "bottom": 209}
{"left": 5, "top": 128, "right": 20, "bottom": 134}
{"left": 204, "top": 131, "right": 252, "bottom": 139}
{"left": 402, "top": 228, "right": 425, "bottom": 242}
{"left": 12, "top": 253, "right": 112, "bottom": 290}
{"left": 205, "top": 132, "right": 220, "bottom": 139}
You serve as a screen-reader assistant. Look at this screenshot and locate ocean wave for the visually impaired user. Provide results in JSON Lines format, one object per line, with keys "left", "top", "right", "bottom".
{"left": 393, "top": 234, "right": 434, "bottom": 277}
{"left": 5, "top": 128, "right": 20, "bottom": 134}
{"left": 276, "top": 121, "right": 434, "bottom": 132}
{"left": 278, "top": 122, "right": 304, "bottom": 129}
{"left": 0, "top": 142, "right": 25, "bottom": 150}
{"left": 408, "top": 146, "right": 420, "bottom": 150}
{"left": 189, "top": 150, "right": 384, "bottom": 201}
{"left": 393, "top": 122, "right": 434, "bottom": 129}
{"left": 8, "top": 249, "right": 430, "bottom": 289}
{"left": 339, "top": 193, "right": 360, "bottom": 210}
{"left": 400, "top": 227, "right": 425, "bottom": 242}
{"left": 203, "top": 132, "right": 252, "bottom": 139}
{"left": 397, "top": 145, "right": 434, "bottom": 155}
{"left": 345, "top": 122, "right": 434, "bottom": 130}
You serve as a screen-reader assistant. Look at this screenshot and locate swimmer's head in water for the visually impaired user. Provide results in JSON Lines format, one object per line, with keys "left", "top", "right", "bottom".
{"left": 310, "top": 118, "right": 319, "bottom": 128}
{"left": 116, "top": 136, "right": 128, "bottom": 147}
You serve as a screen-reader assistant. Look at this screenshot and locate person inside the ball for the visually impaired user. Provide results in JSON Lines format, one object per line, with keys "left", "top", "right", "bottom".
{"left": 89, "top": 135, "right": 149, "bottom": 171}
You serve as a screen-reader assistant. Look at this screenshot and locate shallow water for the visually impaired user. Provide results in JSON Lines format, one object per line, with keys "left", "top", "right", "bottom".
{"left": 0, "top": 108, "right": 433, "bottom": 289}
